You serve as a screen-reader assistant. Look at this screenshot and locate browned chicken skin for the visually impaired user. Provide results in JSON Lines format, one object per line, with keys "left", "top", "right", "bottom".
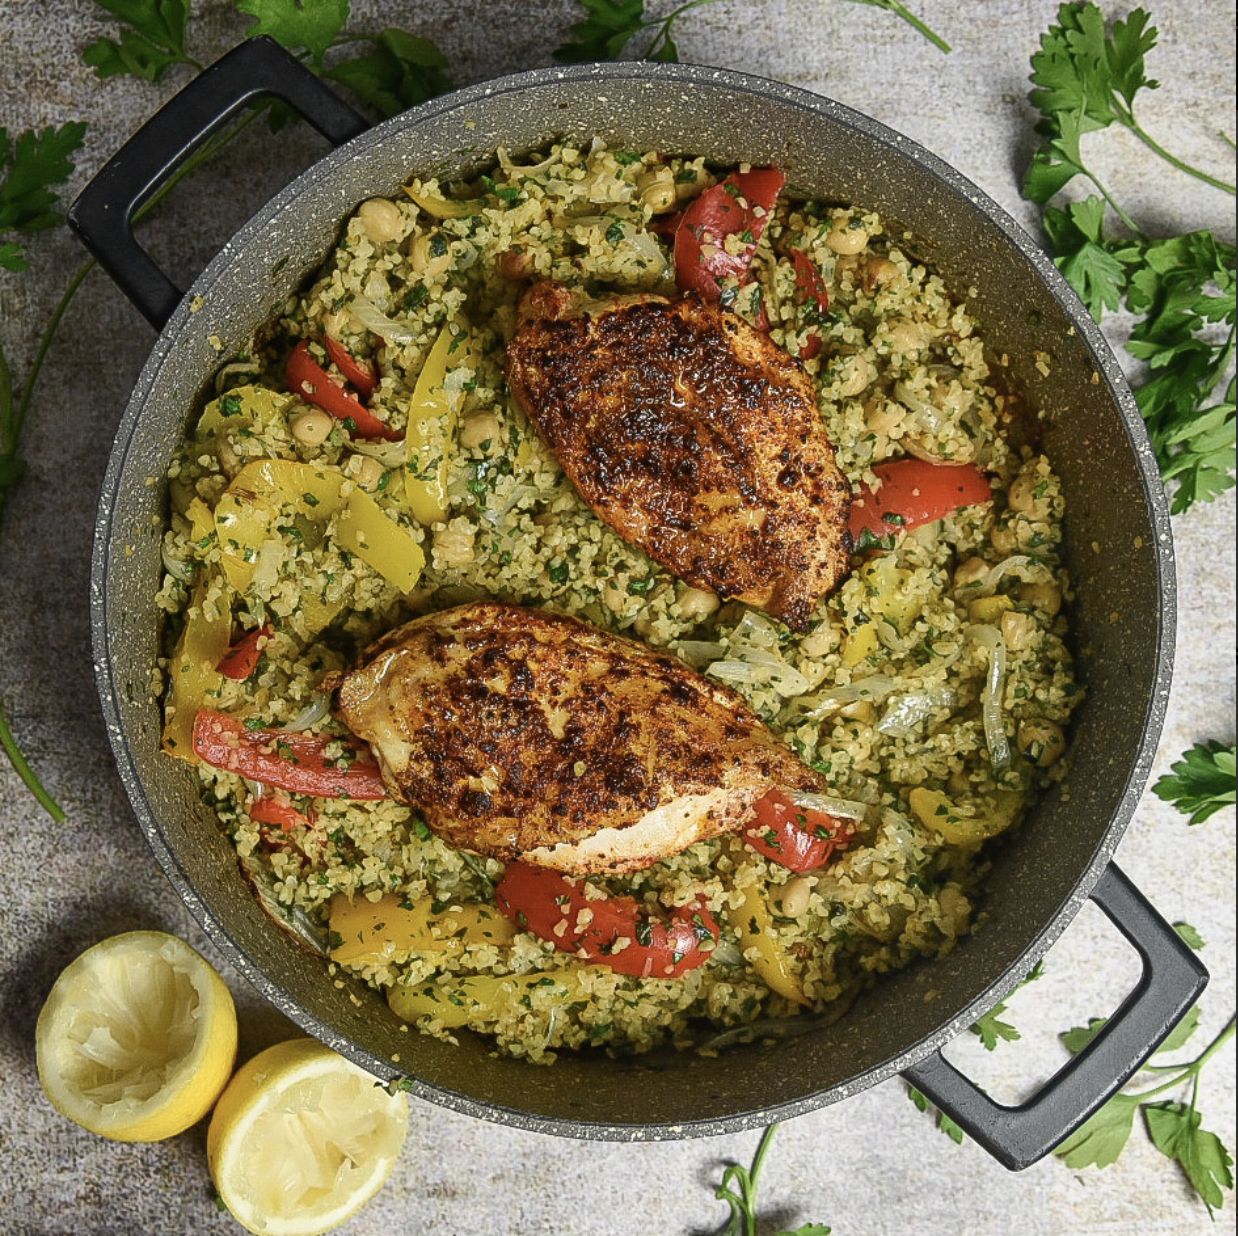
{"left": 505, "top": 283, "right": 852, "bottom": 632}
{"left": 332, "top": 602, "right": 822, "bottom": 875}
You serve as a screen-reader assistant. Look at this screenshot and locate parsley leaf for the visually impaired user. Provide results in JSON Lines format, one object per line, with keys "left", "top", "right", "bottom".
{"left": 234, "top": 0, "right": 350, "bottom": 67}
{"left": 0, "top": 123, "right": 88, "bottom": 271}
{"left": 1023, "top": 5, "right": 1236, "bottom": 514}
{"left": 554, "top": 0, "right": 949, "bottom": 64}
{"left": 907, "top": 1084, "right": 967, "bottom": 1142}
{"left": 1054, "top": 1092, "right": 1141, "bottom": 1168}
{"left": 554, "top": 0, "right": 648, "bottom": 62}
{"left": 1175, "top": 921, "right": 1206, "bottom": 951}
{"left": 1145, "top": 1102, "right": 1235, "bottom": 1217}
{"left": 972, "top": 1002, "right": 1021, "bottom": 1050}
{"left": 84, "top": 0, "right": 196, "bottom": 82}
{"left": 1153, "top": 740, "right": 1237, "bottom": 824}
{"left": 327, "top": 29, "right": 452, "bottom": 117}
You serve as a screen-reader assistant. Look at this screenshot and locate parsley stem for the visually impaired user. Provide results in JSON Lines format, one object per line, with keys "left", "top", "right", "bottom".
{"left": 1122, "top": 1016, "right": 1235, "bottom": 1096}
{"left": 849, "top": 0, "right": 951, "bottom": 53}
{"left": 1128, "top": 121, "right": 1236, "bottom": 197}
{"left": 0, "top": 699, "right": 65, "bottom": 821}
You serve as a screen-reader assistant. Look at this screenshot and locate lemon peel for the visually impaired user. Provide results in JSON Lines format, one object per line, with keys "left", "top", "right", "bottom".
{"left": 208, "top": 1037, "right": 408, "bottom": 1236}
{"left": 35, "top": 929, "right": 238, "bottom": 1142}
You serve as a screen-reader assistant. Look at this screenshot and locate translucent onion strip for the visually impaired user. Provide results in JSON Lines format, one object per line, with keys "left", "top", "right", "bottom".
{"left": 783, "top": 791, "right": 873, "bottom": 823}
{"left": 970, "top": 623, "right": 1011, "bottom": 770}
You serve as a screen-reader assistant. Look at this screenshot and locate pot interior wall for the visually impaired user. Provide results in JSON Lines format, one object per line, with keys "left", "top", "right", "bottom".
{"left": 97, "top": 66, "right": 1169, "bottom": 1134}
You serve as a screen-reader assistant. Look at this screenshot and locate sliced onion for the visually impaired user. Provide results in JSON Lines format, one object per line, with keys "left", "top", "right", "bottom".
{"left": 674, "top": 640, "right": 727, "bottom": 667}
{"left": 282, "top": 693, "right": 331, "bottom": 733}
{"left": 496, "top": 144, "right": 559, "bottom": 179}
{"left": 964, "top": 554, "right": 1052, "bottom": 599}
{"left": 347, "top": 294, "right": 422, "bottom": 344}
{"left": 161, "top": 544, "right": 196, "bottom": 584}
{"left": 349, "top": 437, "right": 410, "bottom": 467}
{"left": 970, "top": 623, "right": 1011, "bottom": 770}
{"left": 789, "top": 675, "right": 903, "bottom": 718}
{"left": 783, "top": 790, "right": 873, "bottom": 822}
{"left": 876, "top": 687, "right": 959, "bottom": 738}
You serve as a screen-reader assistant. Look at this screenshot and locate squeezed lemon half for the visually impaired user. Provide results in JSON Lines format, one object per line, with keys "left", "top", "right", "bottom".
{"left": 207, "top": 1037, "right": 409, "bottom": 1236}
{"left": 35, "top": 929, "right": 238, "bottom": 1142}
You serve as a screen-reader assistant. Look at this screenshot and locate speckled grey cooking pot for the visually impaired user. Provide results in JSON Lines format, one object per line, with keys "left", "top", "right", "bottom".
{"left": 71, "top": 40, "right": 1205, "bottom": 1167}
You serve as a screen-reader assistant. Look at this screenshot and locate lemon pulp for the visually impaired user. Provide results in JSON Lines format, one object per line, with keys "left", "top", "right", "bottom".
{"left": 36, "top": 929, "right": 238, "bottom": 1142}
{"left": 208, "top": 1038, "right": 408, "bottom": 1236}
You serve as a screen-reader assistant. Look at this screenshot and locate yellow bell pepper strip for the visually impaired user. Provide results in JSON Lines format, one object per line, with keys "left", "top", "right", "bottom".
{"left": 192, "top": 710, "right": 390, "bottom": 799}
{"left": 162, "top": 573, "right": 233, "bottom": 761}
{"left": 214, "top": 458, "right": 424, "bottom": 596}
{"left": 721, "top": 842, "right": 807, "bottom": 1005}
{"left": 908, "top": 786, "right": 1023, "bottom": 846}
{"left": 196, "top": 383, "right": 293, "bottom": 439}
{"left": 402, "top": 323, "right": 478, "bottom": 525}
{"left": 329, "top": 892, "right": 516, "bottom": 965}
{"left": 387, "top": 966, "right": 614, "bottom": 1029}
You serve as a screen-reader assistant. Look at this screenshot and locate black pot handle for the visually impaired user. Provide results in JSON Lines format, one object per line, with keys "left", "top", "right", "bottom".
{"left": 902, "top": 862, "right": 1207, "bottom": 1170}
{"left": 67, "top": 37, "right": 368, "bottom": 331}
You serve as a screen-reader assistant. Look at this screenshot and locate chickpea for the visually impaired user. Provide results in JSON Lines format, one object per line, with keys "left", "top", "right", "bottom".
{"left": 800, "top": 624, "right": 840, "bottom": 658}
{"left": 867, "top": 399, "right": 906, "bottom": 436}
{"left": 840, "top": 699, "right": 877, "bottom": 724}
{"left": 496, "top": 248, "right": 533, "bottom": 280}
{"left": 836, "top": 354, "right": 875, "bottom": 398}
{"left": 861, "top": 256, "right": 901, "bottom": 293}
{"left": 1001, "top": 609, "right": 1038, "bottom": 652}
{"left": 888, "top": 319, "right": 924, "bottom": 354}
{"left": 1007, "top": 474, "right": 1041, "bottom": 514}
{"left": 410, "top": 231, "right": 452, "bottom": 278}
{"left": 290, "top": 408, "right": 333, "bottom": 447}
{"left": 776, "top": 876, "right": 816, "bottom": 919}
{"left": 1018, "top": 581, "right": 1062, "bottom": 617}
{"left": 990, "top": 522, "right": 1021, "bottom": 556}
{"left": 636, "top": 167, "right": 677, "bottom": 213}
{"left": 1018, "top": 718, "right": 1066, "bottom": 767}
{"left": 459, "top": 412, "right": 502, "bottom": 451}
{"left": 357, "top": 197, "right": 404, "bottom": 245}
{"left": 433, "top": 525, "right": 475, "bottom": 568}
{"left": 322, "top": 307, "right": 352, "bottom": 337}
{"left": 349, "top": 454, "right": 387, "bottom": 492}
{"left": 825, "top": 220, "right": 869, "bottom": 255}
{"left": 602, "top": 584, "right": 627, "bottom": 613}
{"left": 676, "top": 585, "right": 720, "bottom": 622}
{"left": 215, "top": 434, "right": 243, "bottom": 478}
{"left": 953, "top": 557, "right": 990, "bottom": 590}
{"left": 832, "top": 252, "right": 860, "bottom": 282}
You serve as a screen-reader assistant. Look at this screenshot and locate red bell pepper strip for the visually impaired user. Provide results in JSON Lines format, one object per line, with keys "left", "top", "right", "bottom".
{"left": 323, "top": 335, "right": 378, "bottom": 399}
{"left": 792, "top": 249, "right": 830, "bottom": 314}
{"left": 742, "top": 790, "right": 853, "bottom": 872}
{"left": 192, "top": 709, "right": 390, "bottom": 799}
{"left": 217, "top": 624, "right": 272, "bottom": 681}
{"left": 286, "top": 340, "right": 400, "bottom": 442}
{"left": 850, "top": 459, "right": 993, "bottom": 543}
{"left": 495, "top": 863, "right": 719, "bottom": 980}
{"left": 249, "top": 792, "right": 313, "bottom": 832}
{"left": 673, "top": 167, "right": 786, "bottom": 300}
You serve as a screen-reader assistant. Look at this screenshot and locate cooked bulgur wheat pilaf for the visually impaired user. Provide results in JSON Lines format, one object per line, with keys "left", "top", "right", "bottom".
{"left": 157, "top": 141, "right": 1082, "bottom": 1061}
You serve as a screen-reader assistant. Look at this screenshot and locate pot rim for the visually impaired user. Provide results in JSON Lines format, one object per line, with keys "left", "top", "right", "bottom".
{"left": 89, "top": 59, "right": 1176, "bottom": 1140}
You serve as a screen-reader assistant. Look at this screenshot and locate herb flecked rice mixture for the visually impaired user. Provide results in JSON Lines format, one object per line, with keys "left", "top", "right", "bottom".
{"left": 156, "top": 141, "right": 1082, "bottom": 1062}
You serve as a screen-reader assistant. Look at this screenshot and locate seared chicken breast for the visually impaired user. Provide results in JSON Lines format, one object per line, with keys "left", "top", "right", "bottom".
{"left": 505, "top": 283, "right": 852, "bottom": 631}
{"left": 332, "top": 602, "right": 822, "bottom": 875}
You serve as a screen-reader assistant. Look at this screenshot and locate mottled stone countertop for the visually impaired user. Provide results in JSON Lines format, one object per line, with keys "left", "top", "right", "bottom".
{"left": 1, "top": 2, "right": 1233, "bottom": 1233}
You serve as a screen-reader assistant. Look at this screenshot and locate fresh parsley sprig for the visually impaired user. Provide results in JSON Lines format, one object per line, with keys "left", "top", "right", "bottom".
{"left": 1024, "top": 3, "right": 1237, "bottom": 515}
{"left": 554, "top": 0, "right": 949, "bottom": 64}
{"left": 713, "top": 1123, "right": 832, "bottom": 1236}
{"left": 1054, "top": 1006, "right": 1235, "bottom": 1218}
{"left": 84, "top": 0, "right": 201, "bottom": 82}
{"left": 1153, "top": 740, "right": 1237, "bottom": 825}
{"left": 0, "top": 122, "right": 86, "bottom": 821}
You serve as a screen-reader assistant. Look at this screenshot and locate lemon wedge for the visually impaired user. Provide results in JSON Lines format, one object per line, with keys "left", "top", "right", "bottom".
{"left": 35, "top": 929, "right": 238, "bottom": 1142}
{"left": 207, "top": 1038, "right": 408, "bottom": 1236}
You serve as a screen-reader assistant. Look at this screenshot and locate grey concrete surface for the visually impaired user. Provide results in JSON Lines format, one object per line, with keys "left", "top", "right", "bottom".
{"left": 0, "top": 2, "right": 1233, "bottom": 1234}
